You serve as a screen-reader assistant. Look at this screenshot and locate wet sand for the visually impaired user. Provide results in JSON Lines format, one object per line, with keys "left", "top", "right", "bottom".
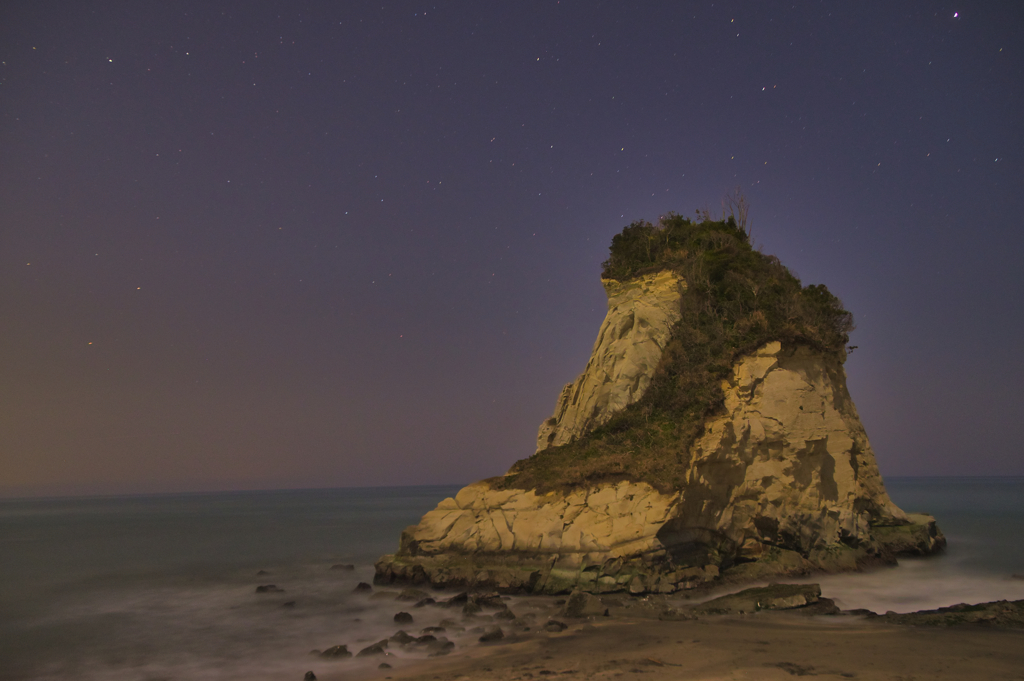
{"left": 337, "top": 612, "right": 1024, "bottom": 681}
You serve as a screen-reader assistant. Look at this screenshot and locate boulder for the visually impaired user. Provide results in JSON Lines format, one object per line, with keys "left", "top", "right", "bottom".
{"left": 544, "top": 620, "right": 568, "bottom": 632}
{"left": 356, "top": 640, "right": 389, "bottom": 657}
{"left": 388, "top": 630, "right": 415, "bottom": 645}
{"left": 255, "top": 584, "right": 284, "bottom": 593}
{"left": 478, "top": 626, "right": 504, "bottom": 642}
{"left": 396, "top": 588, "right": 430, "bottom": 601}
{"left": 560, "top": 590, "right": 609, "bottom": 618}
{"left": 873, "top": 514, "right": 947, "bottom": 558}
{"left": 318, "top": 645, "right": 351, "bottom": 659}
{"left": 393, "top": 611, "right": 413, "bottom": 624}
{"left": 693, "top": 583, "right": 822, "bottom": 615}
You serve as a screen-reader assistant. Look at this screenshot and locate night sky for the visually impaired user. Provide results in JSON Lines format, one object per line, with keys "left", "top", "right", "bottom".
{"left": 2, "top": 1, "right": 1022, "bottom": 497}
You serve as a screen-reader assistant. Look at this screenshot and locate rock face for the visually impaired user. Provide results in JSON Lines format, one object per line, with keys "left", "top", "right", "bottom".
{"left": 678, "top": 340, "right": 909, "bottom": 564}
{"left": 376, "top": 269, "right": 943, "bottom": 594}
{"left": 536, "top": 270, "right": 686, "bottom": 452}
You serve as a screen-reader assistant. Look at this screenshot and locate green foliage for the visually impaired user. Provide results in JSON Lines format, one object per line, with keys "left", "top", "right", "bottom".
{"left": 498, "top": 212, "right": 854, "bottom": 493}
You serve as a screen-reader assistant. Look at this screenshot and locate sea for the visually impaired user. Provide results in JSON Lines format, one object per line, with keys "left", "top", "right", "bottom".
{"left": 1, "top": 478, "right": 1023, "bottom": 680}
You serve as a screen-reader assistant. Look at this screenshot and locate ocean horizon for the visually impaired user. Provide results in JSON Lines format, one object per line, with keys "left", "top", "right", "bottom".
{"left": 2, "top": 477, "right": 1022, "bottom": 680}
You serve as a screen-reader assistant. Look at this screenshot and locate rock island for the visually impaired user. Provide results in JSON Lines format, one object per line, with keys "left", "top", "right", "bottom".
{"left": 376, "top": 213, "right": 944, "bottom": 594}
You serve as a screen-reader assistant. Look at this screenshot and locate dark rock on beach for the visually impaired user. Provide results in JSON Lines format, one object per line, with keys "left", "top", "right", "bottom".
{"left": 544, "top": 620, "right": 568, "bottom": 632}
{"left": 560, "top": 589, "right": 609, "bottom": 618}
{"left": 877, "top": 599, "right": 1024, "bottom": 628}
{"left": 255, "top": 584, "right": 284, "bottom": 593}
{"left": 442, "top": 591, "right": 469, "bottom": 607}
{"left": 389, "top": 630, "right": 416, "bottom": 645}
{"left": 356, "top": 640, "right": 389, "bottom": 656}
{"left": 353, "top": 582, "right": 372, "bottom": 592}
{"left": 478, "top": 625, "right": 504, "bottom": 643}
{"left": 414, "top": 597, "right": 436, "bottom": 607}
{"left": 474, "top": 592, "right": 506, "bottom": 609}
{"left": 319, "top": 644, "right": 352, "bottom": 659}
{"left": 427, "top": 638, "right": 455, "bottom": 656}
{"left": 693, "top": 583, "right": 823, "bottom": 615}
{"left": 394, "top": 611, "right": 413, "bottom": 623}
{"left": 438, "top": 618, "right": 465, "bottom": 632}
{"left": 397, "top": 588, "right": 430, "bottom": 601}
{"left": 304, "top": 672, "right": 316, "bottom": 681}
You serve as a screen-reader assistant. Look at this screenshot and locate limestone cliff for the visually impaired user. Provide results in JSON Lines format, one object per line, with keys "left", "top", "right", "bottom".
{"left": 536, "top": 270, "right": 686, "bottom": 451}
{"left": 376, "top": 215, "right": 944, "bottom": 594}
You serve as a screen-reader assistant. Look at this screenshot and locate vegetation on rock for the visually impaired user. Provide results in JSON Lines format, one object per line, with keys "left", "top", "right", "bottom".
{"left": 498, "top": 212, "right": 855, "bottom": 493}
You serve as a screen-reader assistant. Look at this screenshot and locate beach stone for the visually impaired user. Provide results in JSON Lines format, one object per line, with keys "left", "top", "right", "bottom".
{"left": 427, "top": 638, "right": 455, "bottom": 656}
{"left": 413, "top": 634, "right": 437, "bottom": 644}
{"left": 356, "top": 640, "right": 389, "bottom": 657}
{"left": 394, "top": 611, "right": 413, "bottom": 623}
{"left": 389, "top": 630, "right": 415, "bottom": 645}
{"left": 478, "top": 626, "right": 504, "bottom": 643}
{"left": 319, "top": 644, "right": 352, "bottom": 659}
{"left": 255, "top": 584, "right": 284, "bottom": 593}
{"left": 353, "top": 582, "right": 372, "bottom": 592}
{"left": 474, "top": 592, "right": 505, "bottom": 609}
{"left": 544, "top": 620, "right": 568, "bottom": 632}
{"left": 396, "top": 588, "right": 430, "bottom": 601}
{"left": 304, "top": 672, "right": 316, "bottom": 681}
{"left": 443, "top": 592, "right": 469, "bottom": 606}
{"left": 560, "top": 590, "right": 608, "bottom": 618}
{"left": 378, "top": 663, "right": 392, "bottom": 669}
{"left": 438, "top": 619, "right": 465, "bottom": 633}
{"left": 414, "top": 597, "right": 436, "bottom": 607}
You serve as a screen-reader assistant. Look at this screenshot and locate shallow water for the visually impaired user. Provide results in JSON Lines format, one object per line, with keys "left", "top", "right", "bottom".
{"left": 802, "top": 477, "right": 1024, "bottom": 613}
{"left": 1, "top": 478, "right": 1022, "bottom": 680}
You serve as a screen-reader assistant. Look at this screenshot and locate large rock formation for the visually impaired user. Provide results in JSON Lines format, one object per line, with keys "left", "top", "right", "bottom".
{"left": 376, "top": 218, "right": 944, "bottom": 594}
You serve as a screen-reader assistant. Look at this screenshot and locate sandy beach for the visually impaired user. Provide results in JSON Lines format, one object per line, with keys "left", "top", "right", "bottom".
{"left": 354, "top": 614, "right": 1024, "bottom": 681}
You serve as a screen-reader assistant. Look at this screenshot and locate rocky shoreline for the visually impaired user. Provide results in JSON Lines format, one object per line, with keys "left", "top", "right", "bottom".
{"left": 299, "top": 580, "right": 1024, "bottom": 681}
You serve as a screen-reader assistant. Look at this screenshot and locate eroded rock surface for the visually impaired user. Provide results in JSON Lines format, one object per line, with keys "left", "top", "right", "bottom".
{"left": 536, "top": 270, "right": 686, "bottom": 452}
{"left": 376, "top": 480, "right": 717, "bottom": 594}
{"left": 677, "top": 340, "right": 910, "bottom": 565}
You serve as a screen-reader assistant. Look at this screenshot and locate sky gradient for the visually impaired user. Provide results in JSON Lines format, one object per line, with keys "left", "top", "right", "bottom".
{"left": 2, "top": 1, "right": 1022, "bottom": 497}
